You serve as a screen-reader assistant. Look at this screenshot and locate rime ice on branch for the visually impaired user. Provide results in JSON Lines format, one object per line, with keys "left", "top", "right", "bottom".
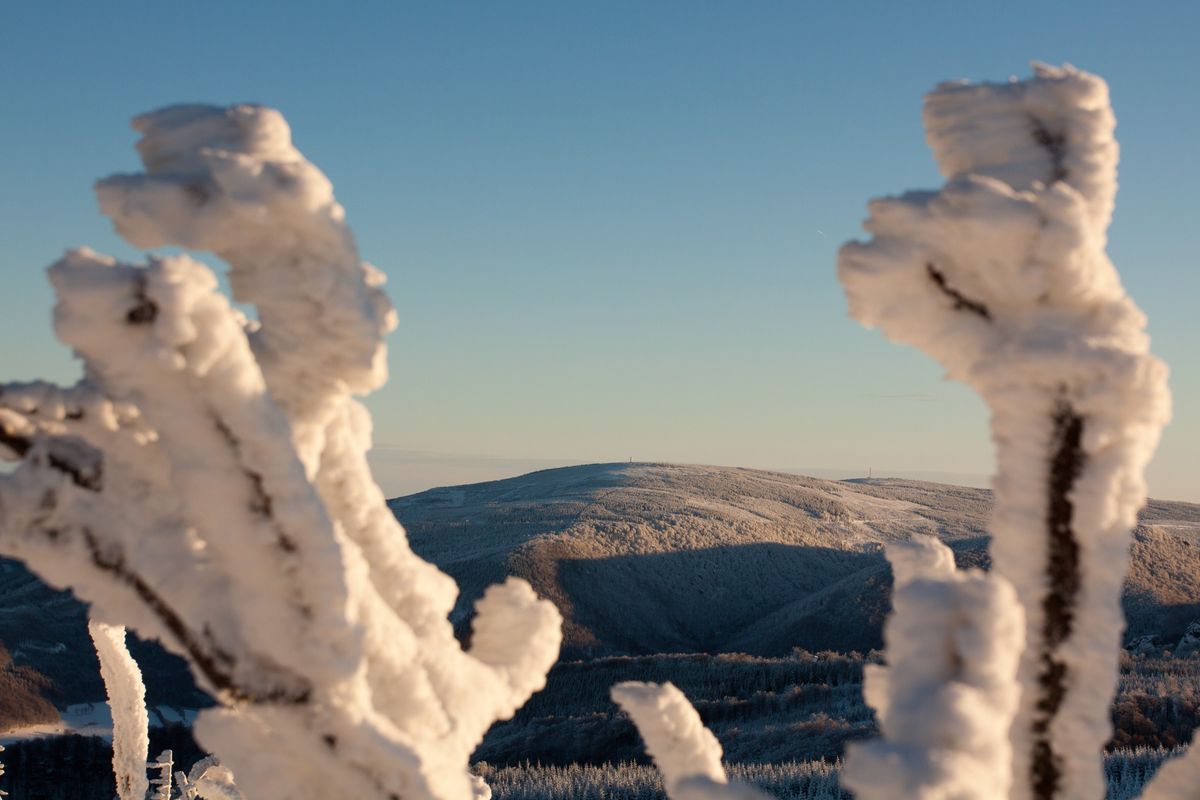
{"left": 838, "top": 64, "right": 1171, "bottom": 800}
{"left": 89, "top": 621, "right": 150, "bottom": 800}
{"left": 842, "top": 537, "right": 1023, "bottom": 800}
{"left": 175, "top": 756, "right": 245, "bottom": 800}
{"left": 0, "top": 104, "right": 562, "bottom": 800}
{"left": 612, "top": 682, "right": 771, "bottom": 800}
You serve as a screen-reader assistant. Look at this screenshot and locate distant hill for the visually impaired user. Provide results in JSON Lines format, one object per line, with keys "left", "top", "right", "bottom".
{"left": 0, "top": 461, "right": 1193, "bottom": 734}
{"left": 390, "top": 462, "right": 1200, "bottom": 656}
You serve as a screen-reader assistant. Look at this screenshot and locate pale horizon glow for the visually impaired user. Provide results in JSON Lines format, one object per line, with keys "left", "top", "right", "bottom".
{"left": 366, "top": 446, "right": 988, "bottom": 499}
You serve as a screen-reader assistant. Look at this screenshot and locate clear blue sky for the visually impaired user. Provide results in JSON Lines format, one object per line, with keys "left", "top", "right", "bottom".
{"left": 2, "top": 2, "right": 1197, "bottom": 500}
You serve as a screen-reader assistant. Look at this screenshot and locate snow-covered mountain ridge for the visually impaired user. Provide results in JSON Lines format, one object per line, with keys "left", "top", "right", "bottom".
{"left": 390, "top": 462, "right": 1200, "bottom": 656}
{"left": 0, "top": 461, "right": 1191, "bottom": 735}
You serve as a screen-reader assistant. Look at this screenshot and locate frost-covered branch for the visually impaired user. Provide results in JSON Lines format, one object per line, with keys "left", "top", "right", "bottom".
{"left": 611, "top": 682, "right": 771, "bottom": 800}
{"left": 50, "top": 247, "right": 358, "bottom": 701}
{"left": 0, "top": 104, "right": 562, "bottom": 799}
{"left": 175, "top": 756, "right": 245, "bottom": 800}
{"left": 150, "top": 750, "right": 173, "bottom": 800}
{"left": 843, "top": 537, "right": 1023, "bottom": 800}
{"left": 89, "top": 621, "right": 150, "bottom": 800}
{"left": 838, "top": 64, "right": 1172, "bottom": 800}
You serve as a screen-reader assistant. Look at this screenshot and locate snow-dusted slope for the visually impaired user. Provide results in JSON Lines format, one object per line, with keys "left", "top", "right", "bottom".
{"left": 0, "top": 460, "right": 1190, "bottom": 725}
{"left": 390, "top": 463, "right": 1200, "bottom": 656}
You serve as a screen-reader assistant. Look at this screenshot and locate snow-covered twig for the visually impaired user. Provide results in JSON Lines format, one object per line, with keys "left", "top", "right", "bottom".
{"left": 150, "top": 750, "right": 173, "bottom": 800}
{"left": 842, "top": 536, "right": 1023, "bottom": 800}
{"left": 611, "top": 682, "right": 771, "bottom": 800}
{"left": 839, "top": 64, "right": 1171, "bottom": 800}
{"left": 88, "top": 621, "right": 150, "bottom": 800}
{"left": 0, "top": 104, "right": 562, "bottom": 800}
{"left": 175, "top": 756, "right": 245, "bottom": 800}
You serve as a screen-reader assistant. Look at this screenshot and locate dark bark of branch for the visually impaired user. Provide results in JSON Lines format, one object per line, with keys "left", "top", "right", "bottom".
{"left": 926, "top": 263, "right": 992, "bottom": 320}
{"left": 1, "top": 427, "right": 308, "bottom": 705}
{"left": 78, "top": 526, "right": 310, "bottom": 705}
{"left": 125, "top": 274, "right": 158, "bottom": 325}
{"left": 0, "top": 426, "right": 102, "bottom": 491}
{"left": 1031, "top": 401, "right": 1085, "bottom": 800}
{"left": 1031, "top": 119, "right": 1069, "bottom": 184}
{"left": 1021, "top": 111, "right": 1086, "bottom": 800}
{"left": 209, "top": 417, "right": 301, "bottom": 560}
